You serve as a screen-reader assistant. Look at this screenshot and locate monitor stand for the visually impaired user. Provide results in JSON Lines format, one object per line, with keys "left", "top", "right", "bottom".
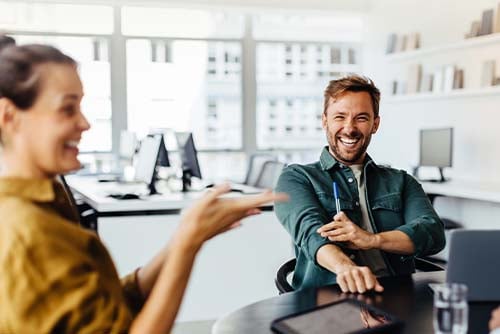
{"left": 413, "top": 166, "right": 448, "bottom": 183}
{"left": 181, "top": 168, "right": 193, "bottom": 192}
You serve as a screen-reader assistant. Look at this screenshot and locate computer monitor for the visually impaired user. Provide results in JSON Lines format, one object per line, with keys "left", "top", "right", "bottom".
{"left": 175, "top": 132, "right": 202, "bottom": 192}
{"left": 417, "top": 127, "right": 453, "bottom": 182}
{"left": 134, "top": 134, "right": 163, "bottom": 194}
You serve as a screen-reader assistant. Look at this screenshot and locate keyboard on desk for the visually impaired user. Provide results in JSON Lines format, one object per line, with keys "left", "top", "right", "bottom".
{"left": 205, "top": 182, "right": 264, "bottom": 194}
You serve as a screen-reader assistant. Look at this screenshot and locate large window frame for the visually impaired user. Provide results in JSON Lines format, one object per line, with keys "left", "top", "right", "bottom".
{"left": 1, "top": 3, "right": 363, "bottom": 158}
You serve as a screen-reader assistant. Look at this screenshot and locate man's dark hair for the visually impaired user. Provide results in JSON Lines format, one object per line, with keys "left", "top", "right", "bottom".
{"left": 323, "top": 75, "right": 381, "bottom": 117}
{"left": 0, "top": 35, "right": 16, "bottom": 51}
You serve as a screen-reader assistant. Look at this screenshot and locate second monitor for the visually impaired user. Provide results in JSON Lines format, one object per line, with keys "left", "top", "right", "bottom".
{"left": 175, "top": 132, "right": 202, "bottom": 192}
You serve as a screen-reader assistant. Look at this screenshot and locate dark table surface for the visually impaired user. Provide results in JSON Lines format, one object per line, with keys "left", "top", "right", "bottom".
{"left": 213, "top": 271, "right": 498, "bottom": 334}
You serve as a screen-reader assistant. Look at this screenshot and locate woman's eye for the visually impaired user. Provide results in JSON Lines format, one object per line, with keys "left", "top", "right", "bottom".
{"left": 62, "top": 106, "right": 76, "bottom": 115}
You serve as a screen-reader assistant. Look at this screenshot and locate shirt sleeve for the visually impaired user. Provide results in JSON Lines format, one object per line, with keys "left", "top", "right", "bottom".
{"left": 274, "top": 165, "right": 331, "bottom": 265}
{"left": 121, "top": 268, "right": 146, "bottom": 317}
{"left": 1, "top": 230, "right": 135, "bottom": 334}
{"left": 395, "top": 174, "right": 446, "bottom": 257}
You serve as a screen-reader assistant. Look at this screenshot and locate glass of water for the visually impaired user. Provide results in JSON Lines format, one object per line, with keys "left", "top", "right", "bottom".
{"left": 430, "top": 283, "right": 468, "bottom": 334}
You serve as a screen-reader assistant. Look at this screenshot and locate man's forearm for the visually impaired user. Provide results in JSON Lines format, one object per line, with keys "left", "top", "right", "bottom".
{"left": 316, "top": 244, "right": 356, "bottom": 273}
{"left": 372, "top": 230, "right": 415, "bottom": 255}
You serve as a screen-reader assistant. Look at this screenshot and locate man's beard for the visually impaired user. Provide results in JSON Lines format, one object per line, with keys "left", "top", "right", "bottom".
{"left": 326, "top": 125, "right": 372, "bottom": 165}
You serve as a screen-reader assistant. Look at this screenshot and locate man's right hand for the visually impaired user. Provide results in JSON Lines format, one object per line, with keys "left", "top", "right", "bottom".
{"left": 335, "top": 264, "right": 384, "bottom": 294}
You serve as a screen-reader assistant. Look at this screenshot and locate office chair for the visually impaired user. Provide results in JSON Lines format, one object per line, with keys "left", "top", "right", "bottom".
{"left": 244, "top": 153, "right": 277, "bottom": 186}
{"left": 275, "top": 257, "right": 444, "bottom": 295}
{"left": 254, "top": 160, "right": 286, "bottom": 189}
{"left": 58, "top": 175, "right": 98, "bottom": 232}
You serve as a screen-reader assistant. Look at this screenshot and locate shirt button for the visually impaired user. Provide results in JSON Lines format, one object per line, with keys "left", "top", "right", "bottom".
{"left": 348, "top": 177, "right": 354, "bottom": 183}
{"left": 349, "top": 254, "right": 356, "bottom": 260}
{"left": 355, "top": 201, "right": 360, "bottom": 207}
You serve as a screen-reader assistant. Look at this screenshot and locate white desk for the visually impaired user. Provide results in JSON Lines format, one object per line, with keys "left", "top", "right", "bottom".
{"left": 65, "top": 175, "right": 293, "bottom": 322}
{"left": 421, "top": 179, "right": 500, "bottom": 204}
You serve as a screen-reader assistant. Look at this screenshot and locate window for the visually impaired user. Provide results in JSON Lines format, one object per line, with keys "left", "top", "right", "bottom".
{"left": 253, "top": 13, "right": 363, "bottom": 149}
{"left": 0, "top": 2, "right": 113, "bottom": 152}
{"left": 123, "top": 7, "right": 244, "bottom": 150}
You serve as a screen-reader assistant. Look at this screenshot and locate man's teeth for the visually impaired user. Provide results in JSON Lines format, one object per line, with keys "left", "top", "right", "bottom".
{"left": 65, "top": 141, "right": 79, "bottom": 148}
{"left": 339, "top": 138, "right": 359, "bottom": 145}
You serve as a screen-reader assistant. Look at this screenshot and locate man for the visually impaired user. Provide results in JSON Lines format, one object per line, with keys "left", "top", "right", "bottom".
{"left": 275, "top": 75, "right": 445, "bottom": 293}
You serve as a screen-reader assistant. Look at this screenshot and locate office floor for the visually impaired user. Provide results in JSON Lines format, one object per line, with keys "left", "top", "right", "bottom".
{"left": 172, "top": 320, "right": 215, "bottom": 334}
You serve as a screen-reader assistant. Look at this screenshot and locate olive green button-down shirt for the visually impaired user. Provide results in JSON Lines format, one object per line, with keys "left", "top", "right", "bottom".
{"left": 275, "top": 147, "right": 445, "bottom": 290}
{"left": 0, "top": 178, "right": 144, "bottom": 333}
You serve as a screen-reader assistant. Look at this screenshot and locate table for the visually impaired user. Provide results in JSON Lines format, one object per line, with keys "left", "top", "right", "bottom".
{"left": 213, "top": 271, "right": 498, "bottom": 334}
{"left": 65, "top": 175, "right": 294, "bottom": 322}
{"left": 421, "top": 180, "right": 500, "bottom": 204}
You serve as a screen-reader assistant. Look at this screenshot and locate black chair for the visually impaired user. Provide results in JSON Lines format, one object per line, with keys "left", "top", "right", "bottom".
{"left": 254, "top": 160, "right": 286, "bottom": 189}
{"left": 243, "top": 154, "right": 277, "bottom": 186}
{"left": 58, "top": 175, "right": 98, "bottom": 232}
{"left": 275, "top": 257, "right": 444, "bottom": 295}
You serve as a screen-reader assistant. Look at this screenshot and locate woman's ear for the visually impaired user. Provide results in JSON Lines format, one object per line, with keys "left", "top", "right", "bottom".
{"left": 0, "top": 98, "right": 19, "bottom": 136}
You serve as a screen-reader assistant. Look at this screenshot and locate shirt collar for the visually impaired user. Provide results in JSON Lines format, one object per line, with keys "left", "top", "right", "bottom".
{"left": 319, "top": 146, "right": 375, "bottom": 171}
{"left": 0, "top": 177, "right": 57, "bottom": 202}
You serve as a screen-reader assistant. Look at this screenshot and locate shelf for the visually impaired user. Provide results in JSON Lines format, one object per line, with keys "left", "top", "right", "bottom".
{"left": 384, "top": 86, "right": 500, "bottom": 103}
{"left": 385, "top": 33, "right": 500, "bottom": 62}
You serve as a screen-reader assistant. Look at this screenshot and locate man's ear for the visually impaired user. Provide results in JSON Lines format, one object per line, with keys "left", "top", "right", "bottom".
{"left": 321, "top": 112, "right": 327, "bottom": 130}
{"left": 372, "top": 116, "right": 380, "bottom": 134}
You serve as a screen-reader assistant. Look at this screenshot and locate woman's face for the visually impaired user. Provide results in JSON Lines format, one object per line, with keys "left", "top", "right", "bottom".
{"left": 13, "top": 63, "right": 90, "bottom": 178}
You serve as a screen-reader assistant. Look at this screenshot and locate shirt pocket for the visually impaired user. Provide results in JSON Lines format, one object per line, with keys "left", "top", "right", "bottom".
{"left": 371, "top": 192, "right": 403, "bottom": 231}
{"left": 316, "top": 192, "right": 354, "bottom": 219}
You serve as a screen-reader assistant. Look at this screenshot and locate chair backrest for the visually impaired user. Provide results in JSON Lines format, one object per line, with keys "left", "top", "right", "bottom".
{"left": 57, "top": 175, "right": 98, "bottom": 232}
{"left": 244, "top": 154, "right": 276, "bottom": 186}
{"left": 275, "top": 257, "right": 443, "bottom": 295}
{"left": 254, "top": 160, "right": 286, "bottom": 189}
{"left": 275, "top": 258, "right": 296, "bottom": 294}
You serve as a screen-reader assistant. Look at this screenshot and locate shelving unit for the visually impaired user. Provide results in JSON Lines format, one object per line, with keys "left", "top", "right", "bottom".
{"left": 385, "top": 86, "right": 500, "bottom": 103}
{"left": 386, "top": 32, "right": 500, "bottom": 62}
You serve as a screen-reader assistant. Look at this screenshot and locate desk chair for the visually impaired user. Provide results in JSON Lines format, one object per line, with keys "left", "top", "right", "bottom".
{"left": 254, "top": 160, "right": 286, "bottom": 189}
{"left": 244, "top": 154, "right": 277, "bottom": 186}
{"left": 275, "top": 257, "right": 444, "bottom": 294}
{"left": 58, "top": 175, "right": 98, "bottom": 232}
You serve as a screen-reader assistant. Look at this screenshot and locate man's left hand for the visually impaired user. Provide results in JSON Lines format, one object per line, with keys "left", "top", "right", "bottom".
{"left": 317, "top": 212, "right": 377, "bottom": 250}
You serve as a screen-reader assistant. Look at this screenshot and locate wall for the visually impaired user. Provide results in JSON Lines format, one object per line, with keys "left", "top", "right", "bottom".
{"left": 363, "top": 0, "right": 500, "bottom": 228}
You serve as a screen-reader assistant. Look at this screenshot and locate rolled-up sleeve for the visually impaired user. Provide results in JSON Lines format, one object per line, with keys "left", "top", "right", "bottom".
{"left": 275, "top": 165, "right": 331, "bottom": 265}
{"left": 396, "top": 174, "right": 446, "bottom": 257}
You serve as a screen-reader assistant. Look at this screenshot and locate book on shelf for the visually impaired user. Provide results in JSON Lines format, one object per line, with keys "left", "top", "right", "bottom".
{"left": 419, "top": 74, "right": 434, "bottom": 93}
{"left": 480, "top": 60, "right": 496, "bottom": 87}
{"left": 395, "top": 34, "right": 407, "bottom": 53}
{"left": 407, "top": 64, "right": 422, "bottom": 94}
{"left": 495, "top": 3, "right": 500, "bottom": 33}
{"left": 467, "top": 20, "right": 481, "bottom": 38}
{"left": 406, "top": 33, "right": 420, "bottom": 51}
{"left": 453, "top": 69, "right": 464, "bottom": 89}
{"left": 443, "top": 65, "right": 456, "bottom": 92}
{"left": 432, "top": 67, "right": 444, "bottom": 93}
{"left": 386, "top": 33, "right": 397, "bottom": 54}
{"left": 479, "top": 9, "right": 494, "bottom": 35}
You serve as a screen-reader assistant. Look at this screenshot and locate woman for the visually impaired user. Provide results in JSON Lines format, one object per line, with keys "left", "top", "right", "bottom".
{"left": 0, "top": 42, "right": 287, "bottom": 333}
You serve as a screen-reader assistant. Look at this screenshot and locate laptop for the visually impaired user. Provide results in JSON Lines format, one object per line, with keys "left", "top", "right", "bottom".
{"left": 446, "top": 229, "right": 500, "bottom": 301}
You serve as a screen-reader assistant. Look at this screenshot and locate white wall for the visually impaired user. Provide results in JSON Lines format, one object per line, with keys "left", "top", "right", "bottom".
{"left": 363, "top": 0, "right": 500, "bottom": 228}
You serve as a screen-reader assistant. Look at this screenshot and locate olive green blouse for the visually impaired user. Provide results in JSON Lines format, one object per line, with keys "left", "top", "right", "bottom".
{"left": 0, "top": 177, "right": 144, "bottom": 333}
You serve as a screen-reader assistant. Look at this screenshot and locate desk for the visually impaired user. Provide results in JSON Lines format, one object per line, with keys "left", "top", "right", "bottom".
{"left": 421, "top": 179, "right": 500, "bottom": 204}
{"left": 213, "top": 271, "right": 497, "bottom": 334}
{"left": 65, "top": 175, "right": 293, "bottom": 322}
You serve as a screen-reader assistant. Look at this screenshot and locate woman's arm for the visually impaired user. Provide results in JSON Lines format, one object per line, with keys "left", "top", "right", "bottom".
{"left": 129, "top": 185, "right": 287, "bottom": 334}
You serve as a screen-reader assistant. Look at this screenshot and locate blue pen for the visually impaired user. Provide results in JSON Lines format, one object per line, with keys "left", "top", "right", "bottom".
{"left": 333, "top": 181, "right": 341, "bottom": 215}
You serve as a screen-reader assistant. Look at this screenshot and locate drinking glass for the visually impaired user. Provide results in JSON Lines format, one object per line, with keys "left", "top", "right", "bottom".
{"left": 430, "top": 283, "right": 468, "bottom": 334}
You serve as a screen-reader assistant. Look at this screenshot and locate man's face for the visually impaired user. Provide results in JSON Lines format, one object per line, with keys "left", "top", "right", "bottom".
{"left": 322, "top": 91, "right": 380, "bottom": 165}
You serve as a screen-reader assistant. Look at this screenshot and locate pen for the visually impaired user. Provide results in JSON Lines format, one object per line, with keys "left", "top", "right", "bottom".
{"left": 333, "top": 181, "right": 340, "bottom": 215}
